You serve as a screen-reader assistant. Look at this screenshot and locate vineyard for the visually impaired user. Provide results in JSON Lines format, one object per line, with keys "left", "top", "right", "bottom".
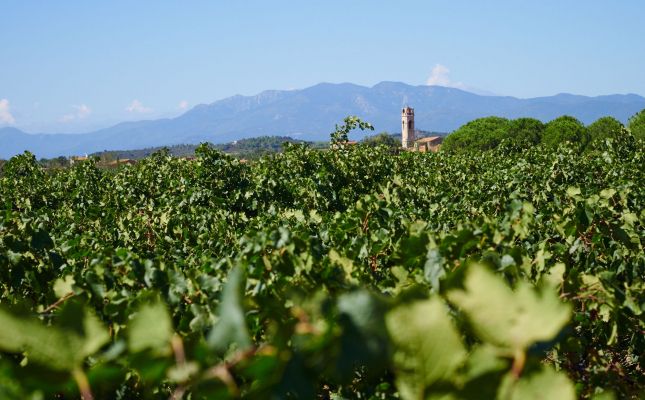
{"left": 0, "top": 118, "right": 643, "bottom": 399}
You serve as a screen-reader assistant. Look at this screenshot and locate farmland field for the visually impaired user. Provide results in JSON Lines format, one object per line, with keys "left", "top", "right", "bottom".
{"left": 0, "top": 119, "right": 643, "bottom": 399}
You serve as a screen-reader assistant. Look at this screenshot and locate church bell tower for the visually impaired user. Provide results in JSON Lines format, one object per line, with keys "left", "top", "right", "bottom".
{"left": 401, "top": 106, "right": 415, "bottom": 149}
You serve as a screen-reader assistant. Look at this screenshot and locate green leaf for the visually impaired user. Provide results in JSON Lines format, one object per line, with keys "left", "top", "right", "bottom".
{"left": 82, "top": 310, "right": 111, "bottom": 357}
{"left": 423, "top": 248, "right": 446, "bottom": 290}
{"left": 30, "top": 228, "right": 53, "bottom": 250}
{"left": 566, "top": 186, "right": 581, "bottom": 199}
{"left": 335, "top": 290, "right": 390, "bottom": 379}
{"left": 591, "top": 392, "right": 616, "bottom": 400}
{"left": 447, "top": 265, "right": 570, "bottom": 353}
{"left": 128, "top": 300, "right": 173, "bottom": 355}
{"left": 167, "top": 361, "right": 199, "bottom": 383}
{"left": 0, "top": 306, "right": 108, "bottom": 371}
{"left": 53, "top": 275, "right": 75, "bottom": 298}
{"left": 386, "top": 298, "right": 466, "bottom": 400}
{"left": 0, "top": 308, "right": 75, "bottom": 370}
{"left": 498, "top": 366, "right": 575, "bottom": 400}
{"left": 464, "top": 344, "right": 508, "bottom": 380}
{"left": 543, "top": 262, "right": 566, "bottom": 288}
{"left": 329, "top": 249, "right": 358, "bottom": 284}
{"left": 207, "top": 266, "right": 252, "bottom": 353}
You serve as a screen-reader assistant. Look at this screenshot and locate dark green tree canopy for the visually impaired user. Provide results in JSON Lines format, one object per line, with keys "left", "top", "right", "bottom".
{"left": 628, "top": 108, "right": 645, "bottom": 139}
{"left": 542, "top": 115, "right": 589, "bottom": 149}
{"left": 505, "top": 118, "right": 545, "bottom": 149}
{"left": 442, "top": 116, "right": 510, "bottom": 152}
{"left": 443, "top": 117, "right": 545, "bottom": 153}
{"left": 587, "top": 116, "right": 624, "bottom": 145}
{"left": 361, "top": 132, "right": 400, "bottom": 148}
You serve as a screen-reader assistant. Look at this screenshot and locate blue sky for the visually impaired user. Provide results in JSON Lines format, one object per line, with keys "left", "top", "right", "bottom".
{"left": 1, "top": 0, "right": 644, "bottom": 133}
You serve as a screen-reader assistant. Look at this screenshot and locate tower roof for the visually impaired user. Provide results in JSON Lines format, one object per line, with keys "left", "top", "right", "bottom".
{"left": 402, "top": 106, "right": 414, "bottom": 115}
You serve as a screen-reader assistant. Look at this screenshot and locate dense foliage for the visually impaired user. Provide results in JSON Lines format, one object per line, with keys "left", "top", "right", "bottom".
{"left": 542, "top": 116, "right": 590, "bottom": 150}
{"left": 361, "top": 132, "right": 401, "bottom": 149}
{"left": 504, "top": 117, "right": 545, "bottom": 149}
{"left": 0, "top": 117, "right": 643, "bottom": 399}
{"left": 443, "top": 109, "right": 645, "bottom": 154}
{"left": 441, "top": 116, "right": 511, "bottom": 152}
{"left": 91, "top": 144, "right": 202, "bottom": 162}
{"left": 81, "top": 137, "right": 326, "bottom": 164}
{"left": 588, "top": 117, "right": 624, "bottom": 145}
{"left": 628, "top": 109, "right": 645, "bottom": 140}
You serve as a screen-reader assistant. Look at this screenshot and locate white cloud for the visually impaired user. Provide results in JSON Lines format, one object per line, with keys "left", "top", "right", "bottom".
{"left": 60, "top": 104, "right": 92, "bottom": 122}
{"left": 126, "top": 99, "right": 153, "bottom": 113}
{"left": 0, "top": 99, "right": 16, "bottom": 125}
{"left": 426, "top": 64, "right": 453, "bottom": 86}
{"left": 426, "top": 64, "right": 469, "bottom": 90}
{"left": 178, "top": 100, "right": 189, "bottom": 110}
{"left": 425, "top": 64, "right": 497, "bottom": 96}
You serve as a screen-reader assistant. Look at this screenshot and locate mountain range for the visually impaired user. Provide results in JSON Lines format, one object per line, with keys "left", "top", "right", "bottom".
{"left": 2, "top": 82, "right": 645, "bottom": 159}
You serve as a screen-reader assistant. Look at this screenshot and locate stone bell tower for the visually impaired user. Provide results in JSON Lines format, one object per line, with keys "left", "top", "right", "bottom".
{"left": 401, "top": 106, "right": 415, "bottom": 149}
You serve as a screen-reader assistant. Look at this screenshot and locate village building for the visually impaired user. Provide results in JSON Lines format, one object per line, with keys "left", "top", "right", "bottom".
{"left": 415, "top": 136, "right": 443, "bottom": 152}
{"left": 107, "top": 159, "right": 137, "bottom": 167}
{"left": 401, "top": 106, "right": 415, "bottom": 148}
{"left": 69, "top": 155, "right": 89, "bottom": 165}
{"left": 401, "top": 106, "right": 443, "bottom": 152}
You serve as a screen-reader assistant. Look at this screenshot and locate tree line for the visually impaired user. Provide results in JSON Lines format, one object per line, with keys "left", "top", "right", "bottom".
{"left": 442, "top": 109, "right": 645, "bottom": 153}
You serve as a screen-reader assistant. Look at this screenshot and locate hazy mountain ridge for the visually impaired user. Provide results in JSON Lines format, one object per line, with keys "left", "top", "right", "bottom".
{"left": 2, "top": 82, "right": 644, "bottom": 158}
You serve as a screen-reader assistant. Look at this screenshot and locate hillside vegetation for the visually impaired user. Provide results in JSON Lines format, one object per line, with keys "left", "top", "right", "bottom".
{"left": 0, "top": 115, "right": 643, "bottom": 399}
{"left": 89, "top": 137, "right": 325, "bottom": 162}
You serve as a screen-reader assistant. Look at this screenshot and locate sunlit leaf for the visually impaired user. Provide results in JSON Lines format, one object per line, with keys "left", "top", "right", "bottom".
{"left": 207, "top": 266, "right": 252, "bottom": 353}
{"left": 386, "top": 298, "right": 466, "bottom": 399}
{"left": 447, "top": 265, "right": 570, "bottom": 353}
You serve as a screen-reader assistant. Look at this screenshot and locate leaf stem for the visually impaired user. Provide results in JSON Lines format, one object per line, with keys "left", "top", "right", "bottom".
{"left": 511, "top": 349, "right": 526, "bottom": 379}
{"left": 40, "top": 292, "right": 75, "bottom": 314}
{"left": 72, "top": 367, "right": 94, "bottom": 400}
